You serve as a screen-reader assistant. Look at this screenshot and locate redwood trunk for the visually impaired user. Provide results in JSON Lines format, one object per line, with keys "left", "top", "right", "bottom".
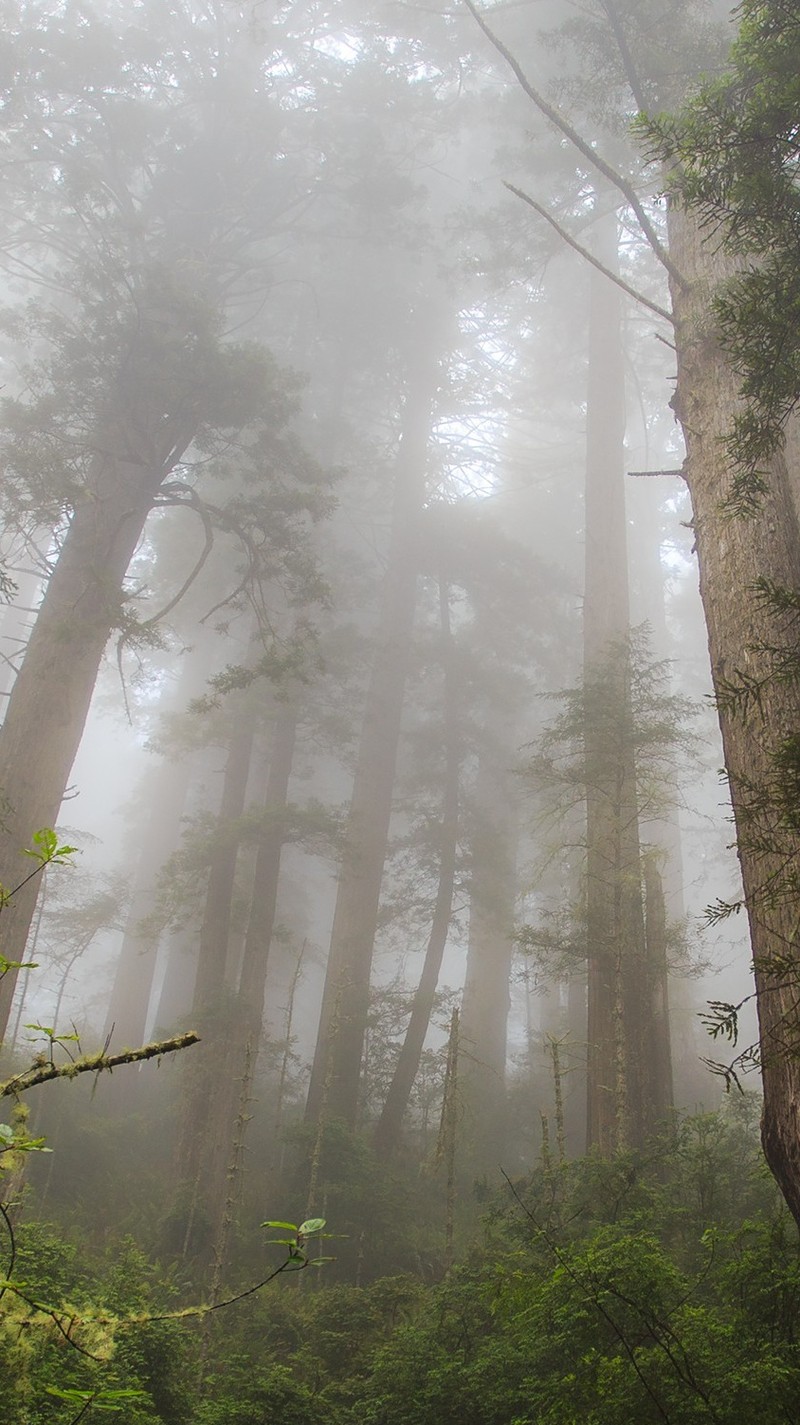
{"left": 0, "top": 434, "right": 181, "bottom": 1040}
{"left": 583, "top": 211, "right": 651, "bottom": 1152}
{"left": 669, "top": 203, "right": 800, "bottom": 1225}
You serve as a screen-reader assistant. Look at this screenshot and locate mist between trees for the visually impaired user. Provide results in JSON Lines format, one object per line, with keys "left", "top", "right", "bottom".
{"left": 3, "top": 2, "right": 800, "bottom": 1423}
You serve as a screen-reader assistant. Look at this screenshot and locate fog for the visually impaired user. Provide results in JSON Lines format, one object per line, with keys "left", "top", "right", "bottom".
{"left": 0, "top": 0, "right": 755, "bottom": 1275}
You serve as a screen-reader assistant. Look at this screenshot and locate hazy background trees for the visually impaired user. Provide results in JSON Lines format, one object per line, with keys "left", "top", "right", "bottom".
{"left": 0, "top": 0, "right": 774, "bottom": 1298}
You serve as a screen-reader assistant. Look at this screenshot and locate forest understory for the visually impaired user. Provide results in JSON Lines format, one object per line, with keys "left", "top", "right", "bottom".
{"left": 3, "top": 0, "right": 800, "bottom": 1421}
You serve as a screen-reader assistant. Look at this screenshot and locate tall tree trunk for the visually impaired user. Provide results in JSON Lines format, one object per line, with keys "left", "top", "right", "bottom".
{"left": 374, "top": 579, "right": 459, "bottom": 1153}
{"left": 190, "top": 706, "right": 257, "bottom": 1017}
{"left": 305, "top": 321, "right": 442, "bottom": 1128}
{"left": 183, "top": 697, "right": 298, "bottom": 1266}
{"left": 583, "top": 210, "right": 651, "bottom": 1152}
{"left": 459, "top": 719, "right": 518, "bottom": 1169}
{"left": 103, "top": 757, "right": 193, "bottom": 1050}
{"left": 643, "top": 857, "right": 674, "bottom": 1128}
{"left": 668, "top": 202, "right": 800, "bottom": 1226}
{"left": 0, "top": 330, "right": 197, "bottom": 1042}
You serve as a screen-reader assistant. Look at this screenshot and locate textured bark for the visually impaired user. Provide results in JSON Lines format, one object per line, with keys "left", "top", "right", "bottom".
{"left": 669, "top": 202, "right": 800, "bottom": 1227}
{"left": 374, "top": 580, "right": 459, "bottom": 1153}
{"left": 305, "top": 325, "right": 442, "bottom": 1128}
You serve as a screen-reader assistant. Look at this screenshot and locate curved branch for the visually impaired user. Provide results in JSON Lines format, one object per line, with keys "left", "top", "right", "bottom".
{"left": 135, "top": 491, "right": 216, "bottom": 632}
{"left": 504, "top": 182, "right": 673, "bottom": 324}
{"left": 460, "top": 0, "right": 686, "bottom": 288}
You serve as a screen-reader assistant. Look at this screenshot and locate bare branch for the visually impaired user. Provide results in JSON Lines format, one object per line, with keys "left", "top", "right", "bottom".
{"left": 504, "top": 182, "right": 673, "bottom": 324}
{"left": 460, "top": 0, "right": 686, "bottom": 288}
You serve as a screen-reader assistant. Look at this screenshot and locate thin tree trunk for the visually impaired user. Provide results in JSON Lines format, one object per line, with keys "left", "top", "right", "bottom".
{"left": 643, "top": 857, "right": 674, "bottom": 1129}
{"left": 374, "top": 579, "right": 460, "bottom": 1153}
{"left": 459, "top": 721, "right": 518, "bottom": 1169}
{"left": 104, "top": 757, "right": 193, "bottom": 1049}
{"left": 305, "top": 320, "right": 443, "bottom": 1128}
{"left": 179, "top": 697, "right": 297, "bottom": 1261}
{"left": 190, "top": 707, "right": 257, "bottom": 1017}
{"left": 583, "top": 209, "right": 650, "bottom": 1152}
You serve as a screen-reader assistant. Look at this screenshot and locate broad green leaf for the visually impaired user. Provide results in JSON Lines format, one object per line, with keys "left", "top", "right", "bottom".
{"left": 261, "top": 1219, "right": 297, "bottom": 1231}
{"left": 298, "top": 1217, "right": 326, "bottom": 1235}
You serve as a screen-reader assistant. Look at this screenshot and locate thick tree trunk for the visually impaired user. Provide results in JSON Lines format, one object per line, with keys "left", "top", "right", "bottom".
{"left": 0, "top": 431, "right": 181, "bottom": 1041}
{"left": 305, "top": 325, "right": 441, "bottom": 1128}
{"left": 374, "top": 579, "right": 459, "bottom": 1153}
{"left": 669, "top": 202, "right": 800, "bottom": 1226}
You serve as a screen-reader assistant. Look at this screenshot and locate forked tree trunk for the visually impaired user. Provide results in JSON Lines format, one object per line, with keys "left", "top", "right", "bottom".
{"left": 668, "top": 202, "right": 800, "bottom": 1226}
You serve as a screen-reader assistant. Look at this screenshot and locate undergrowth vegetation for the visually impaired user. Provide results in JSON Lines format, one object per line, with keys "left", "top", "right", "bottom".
{"left": 3, "top": 1094, "right": 800, "bottom": 1425}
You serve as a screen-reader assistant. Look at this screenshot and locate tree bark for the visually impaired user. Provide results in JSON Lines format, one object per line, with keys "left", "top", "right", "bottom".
{"left": 668, "top": 201, "right": 800, "bottom": 1226}
{"left": 0, "top": 418, "right": 189, "bottom": 1040}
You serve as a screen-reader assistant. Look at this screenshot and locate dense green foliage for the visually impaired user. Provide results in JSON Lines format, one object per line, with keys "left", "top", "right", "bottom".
{"left": 4, "top": 1098, "right": 800, "bottom": 1425}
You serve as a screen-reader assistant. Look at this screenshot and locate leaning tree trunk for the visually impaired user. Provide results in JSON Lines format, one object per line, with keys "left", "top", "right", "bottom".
{"left": 305, "top": 321, "right": 443, "bottom": 1129}
{"left": 374, "top": 578, "right": 459, "bottom": 1154}
{"left": 0, "top": 408, "right": 192, "bottom": 1042}
{"left": 668, "top": 202, "right": 800, "bottom": 1227}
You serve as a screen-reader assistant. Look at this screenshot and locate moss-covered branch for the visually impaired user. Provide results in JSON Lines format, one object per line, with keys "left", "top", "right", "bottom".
{"left": 0, "top": 1032, "right": 200, "bottom": 1097}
